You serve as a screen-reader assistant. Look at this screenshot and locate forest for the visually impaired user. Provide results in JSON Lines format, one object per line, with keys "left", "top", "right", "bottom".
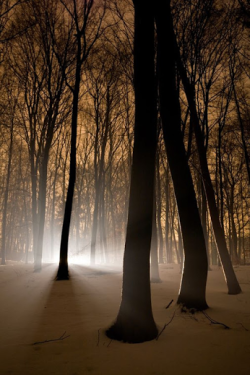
{"left": 0, "top": 0, "right": 250, "bottom": 373}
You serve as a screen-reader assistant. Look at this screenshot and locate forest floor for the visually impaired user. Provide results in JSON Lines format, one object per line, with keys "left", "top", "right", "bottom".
{"left": 0, "top": 261, "right": 250, "bottom": 375}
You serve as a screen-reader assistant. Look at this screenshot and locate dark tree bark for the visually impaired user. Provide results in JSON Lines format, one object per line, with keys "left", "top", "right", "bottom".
{"left": 150, "top": 191, "right": 161, "bottom": 283}
{"left": 90, "top": 84, "right": 110, "bottom": 264}
{"left": 232, "top": 83, "right": 250, "bottom": 187}
{"left": 57, "top": 0, "right": 105, "bottom": 278}
{"left": 164, "top": 163, "right": 171, "bottom": 263}
{"left": 155, "top": 0, "right": 208, "bottom": 310}
{"left": 1, "top": 110, "right": 14, "bottom": 265}
{"left": 34, "top": 151, "right": 49, "bottom": 271}
{"left": 171, "top": 14, "right": 241, "bottom": 295}
{"left": 156, "top": 149, "right": 164, "bottom": 264}
{"left": 57, "top": 63, "right": 80, "bottom": 280}
{"left": 106, "top": 0, "right": 158, "bottom": 342}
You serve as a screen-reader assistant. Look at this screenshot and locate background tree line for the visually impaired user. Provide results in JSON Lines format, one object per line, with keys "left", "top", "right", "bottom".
{"left": 0, "top": 0, "right": 249, "bottom": 271}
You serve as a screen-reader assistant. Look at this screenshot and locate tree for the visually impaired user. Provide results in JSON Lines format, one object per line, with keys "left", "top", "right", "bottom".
{"left": 106, "top": 0, "right": 158, "bottom": 342}
{"left": 8, "top": 0, "right": 72, "bottom": 271}
{"left": 55, "top": 0, "right": 106, "bottom": 279}
{"left": 155, "top": 0, "right": 208, "bottom": 309}
{"left": 1, "top": 85, "right": 17, "bottom": 264}
{"left": 170, "top": 4, "right": 241, "bottom": 294}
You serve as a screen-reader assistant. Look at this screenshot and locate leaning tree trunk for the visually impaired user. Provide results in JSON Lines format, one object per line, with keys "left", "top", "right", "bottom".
{"left": 155, "top": 0, "right": 208, "bottom": 310}
{"left": 57, "top": 63, "right": 81, "bottom": 280}
{"left": 106, "top": 0, "right": 158, "bottom": 342}
{"left": 171, "top": 19, "right": 241, "bottom": 295}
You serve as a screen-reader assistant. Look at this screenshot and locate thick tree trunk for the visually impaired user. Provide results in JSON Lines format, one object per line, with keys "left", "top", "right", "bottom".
{"left": 155, "top": 0, "right": 208, "bottom": 310}
{"left": 106, "top": 0, "right": 158, "bottom": 342}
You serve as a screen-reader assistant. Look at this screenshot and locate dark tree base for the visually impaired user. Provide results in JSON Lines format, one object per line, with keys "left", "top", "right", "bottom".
{"left": 150, "top": 277, "right": 162, "bottom": 283}
{"left": 106, "top": 319, "right": 158, "bottom": 343}
{"left": 228, "top": 285, "right": 242, "bottom": 295}
{"left": 56, "top": 263, "right": 69, "bottom": 280}
{"left": 177, "top": 297, "right": 208, "bottom": 311}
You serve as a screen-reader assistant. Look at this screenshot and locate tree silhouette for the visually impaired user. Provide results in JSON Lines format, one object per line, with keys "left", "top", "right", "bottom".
{"left": 155, "top": 0, "right": 208, "bottom": 309}
{"left": 55, "top": 0, "right": 106, "bottom": 280}
{"left": 106, "top": 0, "right": 158, "bottom": 342}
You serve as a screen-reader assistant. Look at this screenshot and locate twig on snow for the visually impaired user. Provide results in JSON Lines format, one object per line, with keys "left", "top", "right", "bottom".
{"left": 156, "top": 309, "right": 176, "bottom": 340}
{"left": 188, "top": 314, "right": 198, "bottom": 322}
{"left": 97, "top": 329, "right": 100, "bottom": 346}
{"left": 165, "top": 299, "right": 174, "bottom": 309}
{"left": 201, "top": 311, "right": 230, "bottom": 329}
{"left": 237, "top": 322, "right": 249, "bottom": 331}
{"left": 32, "top": 331, "right": 70, "bottom": 345}
{"left": 107, "top": 339, "right": 112, "bottom": 347}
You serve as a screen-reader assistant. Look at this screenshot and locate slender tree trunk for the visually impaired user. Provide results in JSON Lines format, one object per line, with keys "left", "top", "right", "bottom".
{"left": 156, "top": 151, "right": 164, "bottom": 264}
{"left": 90, "top": 187, "right": 100, "bottom": 264}
{"left": 106, "top": 0, "right": 158, "bottom": 342}
{"left": 99, "top": 180, "right": 108, "bottom": 263}
{"left": 218, "top": 124, "right": 224, "bottom": 230}
{"left": 230, "top": 186, "right": 238, "bottom": 264}
{"left": 171, "top": 14, "right": 241, "bottom": 295}
{"left": 201, "top": 182, "right": 211, "bottom": 268}
{"left": 164, "top": 164, "right": 171, "bottom": 263}
{"left": 177, "top": 222, "right": 183, "bottom": 267}
{"left": 232, "top": 78, "right": 250, "bottom": 186}
{"left": 51, "top": 161, "right": 58, "bottom": 261}
{"left": 155, "top": 0, "right": 208, "bottom": 310}
{"left": 150, "top": 191, "right": 161, "bottom": 282}
{"left": 30, "top": 148, "right": 38, "bottom": 267}
{"left": 57, "top": 64, "right": 81, "bottom": 280}
{"left": 23, "top": 184, "right": 30, "bottom": 264}
{"left": 108, "top": 170, "right": 117, "bottom": 261}
{"left": 34, "top": 151, "right": 49, "bottom": 271}
{"left": 1, "top": 119, "right": 14, "bottom": 265}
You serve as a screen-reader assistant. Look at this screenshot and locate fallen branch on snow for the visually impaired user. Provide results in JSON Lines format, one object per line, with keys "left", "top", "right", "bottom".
{"left": 165, "top": 299, "right": 174, "bottom": 309}
{"left": 201, "top": 311, "right": 230, "bottom": 329}
{"left": 156, "top": 309, "right": 177, "bottom": 340}
{"left": 97, "top": 329, "right": 100, "bottom": 346}
{"left": 237, "top": 322, "right": 249, "bottom": 331}
{"left": 107, "top": 339, "right": 112, "bottom": 347}
{"left": 32, "top": 331, "right": 70, "bottom": 345}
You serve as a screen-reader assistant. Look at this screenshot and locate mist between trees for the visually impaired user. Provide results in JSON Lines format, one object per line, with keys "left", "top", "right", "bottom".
{"left": 0, "top": 0, "right": 250, "bottom": 340}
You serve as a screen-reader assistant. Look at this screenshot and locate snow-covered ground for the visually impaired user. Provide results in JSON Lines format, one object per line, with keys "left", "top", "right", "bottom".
{"left": 0, "top": 261, "right": 249, "bottom": 375}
